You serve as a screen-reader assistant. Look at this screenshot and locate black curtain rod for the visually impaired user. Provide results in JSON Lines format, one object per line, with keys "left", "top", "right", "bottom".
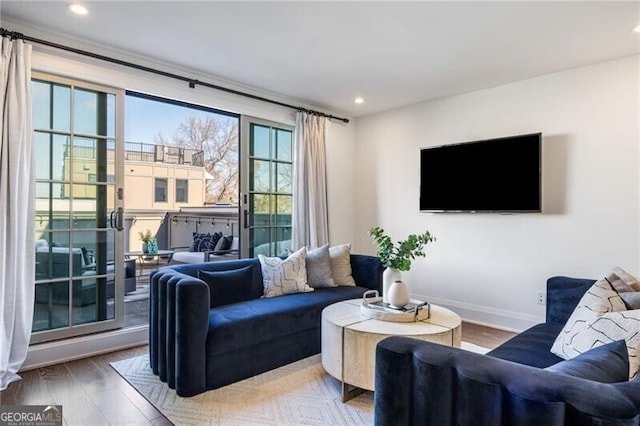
{"left": 1, "top": 27, "right": 349, "bottom": 123}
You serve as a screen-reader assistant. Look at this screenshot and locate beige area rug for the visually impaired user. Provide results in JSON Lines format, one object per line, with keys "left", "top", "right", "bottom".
{"left": 111, "top": 342, "right": 487, "bottom": 426}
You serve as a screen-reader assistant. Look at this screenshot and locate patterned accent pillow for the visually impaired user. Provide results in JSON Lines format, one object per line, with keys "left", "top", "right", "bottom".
{"left": 259, "top": 247, "right": 313, "bottom": 297}
{"left": 329, "top": 243, "right": 355, "bottom": 286}
{"left": 305, "top": 244, "right": 336, "bottom": 288}
{"left": 191, "top": 232, "right": 222, "bottom": 252}
{"left": 551, "top": 278, "right": 640, "bottom": 378}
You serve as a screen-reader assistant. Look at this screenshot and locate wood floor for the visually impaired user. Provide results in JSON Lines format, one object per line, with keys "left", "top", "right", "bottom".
{"left": 0, "top": 322, "right": 515, "bottom": 425}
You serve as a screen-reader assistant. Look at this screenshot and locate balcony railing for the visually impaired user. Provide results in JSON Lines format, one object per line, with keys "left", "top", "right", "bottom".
{"left": 65, "top": 140, "right": 204, "bottom": 167}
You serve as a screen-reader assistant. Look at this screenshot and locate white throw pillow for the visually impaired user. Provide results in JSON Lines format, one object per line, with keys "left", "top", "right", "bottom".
{"left": 259, "top": 247, "right": 313, "bottom": 297}
{"left": 305, "top": 244, "right": 336, "bottom": 288}
{"left": 329, "top": 243, "right": 355, "bottom": 286}
{"left": 551, "top": 278, "right": 640, "bottom": 378}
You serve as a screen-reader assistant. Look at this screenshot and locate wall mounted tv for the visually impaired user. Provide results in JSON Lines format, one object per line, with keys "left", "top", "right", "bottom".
{"left": 420, "top": 133, "right": 541, "bottom": 213}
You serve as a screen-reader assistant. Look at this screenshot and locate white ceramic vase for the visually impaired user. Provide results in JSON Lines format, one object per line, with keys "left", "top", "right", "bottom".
{"left": 388, "top": 280, "right": 410, "bottom": 309}
{"left": 382, "top": 267, "right": 402, "bottom": 304}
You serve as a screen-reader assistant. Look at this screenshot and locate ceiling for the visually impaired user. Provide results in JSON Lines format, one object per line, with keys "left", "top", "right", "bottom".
{"left": 1, "top": 1, "right": 639, "bottom": 117}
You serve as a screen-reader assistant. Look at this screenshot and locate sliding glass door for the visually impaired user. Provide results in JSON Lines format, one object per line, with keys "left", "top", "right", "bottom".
{"left": 31, "top": 72, "right": 125, "bottom": 343}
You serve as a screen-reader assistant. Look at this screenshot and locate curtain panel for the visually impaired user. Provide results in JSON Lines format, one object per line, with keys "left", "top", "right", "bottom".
{"left": 292, "top": 112, "right": 329, "bottom": 250}
{"left": 0, "top": 37, "right": 34, "bottom": 391}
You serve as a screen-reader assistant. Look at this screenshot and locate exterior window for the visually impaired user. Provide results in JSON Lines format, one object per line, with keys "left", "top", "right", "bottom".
{"left": 176, "top": 179, "right": 188, "bottom": 203}
{"left": 155, "top": 178, "right": 167, "bottom": 202}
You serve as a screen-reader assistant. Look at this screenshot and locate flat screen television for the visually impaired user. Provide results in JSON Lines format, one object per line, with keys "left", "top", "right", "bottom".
{"left": 420, "top": 133, "right": 541, "bottom": 212}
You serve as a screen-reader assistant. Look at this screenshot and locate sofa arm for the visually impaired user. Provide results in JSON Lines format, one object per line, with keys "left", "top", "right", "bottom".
{"left": 175, "top": 278, "right": 210, "bottom": 397}
{"left": 375, "top": 336, "right": 640, "bottom": 426}
{"left": 546, "top": 276, "right": 595, "bottom": 324}
{"left": 350, "top": 254, "right": 383, "bottom": 292}
{"left": 149, "top": 268, "right": 211, "bottom": 397}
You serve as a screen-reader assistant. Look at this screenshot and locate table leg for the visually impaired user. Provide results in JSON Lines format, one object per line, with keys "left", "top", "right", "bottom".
{"left": 341, "top": 381, "right": 365, "bottom": 402}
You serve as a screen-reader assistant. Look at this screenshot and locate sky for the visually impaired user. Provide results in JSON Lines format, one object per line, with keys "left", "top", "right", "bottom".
{"left": 125, "top": 95, "right": 235, "bottom": 144}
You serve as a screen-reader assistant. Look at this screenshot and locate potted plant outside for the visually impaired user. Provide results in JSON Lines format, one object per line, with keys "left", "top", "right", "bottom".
{"left": 369, "top": 226, "right": 435, "bottom": 305}
{"left": 139, "top": 229, "right": 154, "bottom": 253}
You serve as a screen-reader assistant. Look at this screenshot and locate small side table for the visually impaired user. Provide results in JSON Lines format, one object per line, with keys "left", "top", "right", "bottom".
{"left": 124, "top": 250, "right": 175, "bottom": 278}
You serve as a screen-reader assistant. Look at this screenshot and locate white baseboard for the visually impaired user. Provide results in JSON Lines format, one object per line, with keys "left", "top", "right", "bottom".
{"left": 414, "top": 293, "right": 543, "bottom": 333}
{"left": 22, "top": 326, "right": 149, "bottom": 371}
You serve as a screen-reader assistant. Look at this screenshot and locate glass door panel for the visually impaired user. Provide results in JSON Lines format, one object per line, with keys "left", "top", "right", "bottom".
{"left": 241, "top": 118, "right": 294, "bottom": 258}
{"left": 32, "top": 74, "right": 124, "bottom": 343}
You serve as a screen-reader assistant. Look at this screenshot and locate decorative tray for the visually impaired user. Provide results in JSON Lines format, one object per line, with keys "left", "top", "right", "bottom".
{"left": 360, "top": 290, "right": 430, "bottom": 322}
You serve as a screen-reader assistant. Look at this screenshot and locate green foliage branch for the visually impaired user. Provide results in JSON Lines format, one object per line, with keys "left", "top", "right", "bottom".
{"left": 368, "top": 226, "right": 435, "bottom": 271}
{"left": 138, "top": 229, "right": 153, "bottom": 243}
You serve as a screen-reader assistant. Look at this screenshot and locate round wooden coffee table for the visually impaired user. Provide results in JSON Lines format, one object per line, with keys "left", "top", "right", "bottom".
{"left": 321, "top": 298, "right": 461, "bottom": 401}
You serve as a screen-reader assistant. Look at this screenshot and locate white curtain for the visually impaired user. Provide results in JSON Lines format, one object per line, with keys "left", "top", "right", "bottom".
{"left": 292, "top": 112, "right": 329, "bottom": 249}
{"left": 0, "top": 37, "right": 34, "bottom": 391}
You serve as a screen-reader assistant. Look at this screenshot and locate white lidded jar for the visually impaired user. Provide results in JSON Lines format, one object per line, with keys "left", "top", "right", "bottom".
{"left": 388, "top": 280, "right": 410, "bottom": 309}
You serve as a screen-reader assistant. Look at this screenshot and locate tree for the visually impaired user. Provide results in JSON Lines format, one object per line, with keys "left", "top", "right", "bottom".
{"left": 155, "top": 115, "right": 239, "bottom": 203}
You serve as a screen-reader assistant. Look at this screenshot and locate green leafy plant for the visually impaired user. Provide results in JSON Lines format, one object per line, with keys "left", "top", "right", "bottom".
{"left": 368, "top": 226, "right": 435, "bottom": 271}
{"left": 138, "top": 229, "right": 153, "bottom": 243}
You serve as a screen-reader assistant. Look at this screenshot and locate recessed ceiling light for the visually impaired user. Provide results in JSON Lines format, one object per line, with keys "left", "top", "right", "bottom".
{"left": 633, "top": 24, "right": 640, "bottom": 33}
{"left": 67, "top": 3, "right": 88, "bottom": 15}
{"left": 354, "top": 97, "right": 364, "bottom": 104}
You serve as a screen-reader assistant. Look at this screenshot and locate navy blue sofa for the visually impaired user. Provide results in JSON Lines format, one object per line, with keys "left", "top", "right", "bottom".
{"left": 149, "top": 254, "right": 382, "bottom": 397}
{"left": 374, "top": 276, "right": 640, "bottom": 425}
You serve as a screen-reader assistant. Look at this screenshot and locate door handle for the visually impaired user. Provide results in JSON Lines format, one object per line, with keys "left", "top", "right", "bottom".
{"left": 244, "top": 209, "right": 250, "bottom": 229}
{"left": 110, "top": 210, "right": 115, "bottom": 229}
{"left": 115, "top": 207, "right": 124, "bottom": 231}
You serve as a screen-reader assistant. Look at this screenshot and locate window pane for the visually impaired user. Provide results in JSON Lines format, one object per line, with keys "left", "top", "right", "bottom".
{"left": 274, "top": 227, "right": 292, "bottom": 256}
{"left": 155, "top": 178, "right": 167, "bottom": 202}
{"left": 276, "top": 195, "right": 292, "bottom": 226}
{"left": 69, "top": 137, "right": 109, "bottom": 183}
{"left": 250, "top": 227, "right": 271, "bottom": 257}
{"left": 276, "top": 163, "right": 292, "bottom": 193}
{"left": 35, "top": 230, "right": 72, "bottom": 280}
{"left": 250, "top": 159, "right": 270, "bottom": 192}
{"left": 74, "top": 89, "right": 112, "bottom": 137}
{"left": 250, "top": 124, "right": 270, "bottom": 158}
{"left": 33, "top": 281, "right": 69, "bottom": 331}
{"left": 35, "top": 183, "right": 70, "bottom": 230}
{"left": 34, "top": 133, "right": 69, "bottom": 181}
{"left": 32, "top": 80, "right": 52, "bottom": 130}
{"left": 251, "top": 194, "right": 272, "bottom": 227}
{"left": 176, "top": 179, "right": 188, "bottom": 203}
{"left": 276, "top": 129, "right": 292, "bottom": 161}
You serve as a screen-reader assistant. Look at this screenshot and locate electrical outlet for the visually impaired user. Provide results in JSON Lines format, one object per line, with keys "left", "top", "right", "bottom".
{"left": 537, "top": 291, "right": 546, "bottom": 305}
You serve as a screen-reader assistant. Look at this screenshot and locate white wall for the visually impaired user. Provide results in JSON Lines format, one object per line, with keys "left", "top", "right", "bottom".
{"left": 353, "top": 56, "right": 640, "bottom": 331}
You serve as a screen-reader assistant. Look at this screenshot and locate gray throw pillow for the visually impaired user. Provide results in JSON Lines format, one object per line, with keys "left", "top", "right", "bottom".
{"left": 305, "top": 244, "right": 336, "bottom": 288}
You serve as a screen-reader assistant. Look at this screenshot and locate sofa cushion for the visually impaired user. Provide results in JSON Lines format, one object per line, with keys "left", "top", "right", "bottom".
{"left": 487, "top": 323, "right": 564, "bottom": 368}
{"left": 544, "top": 339, "right": 629, "bottom": 383}
{"left": 329, "top": 243, "right": 355, "bottom": 286}
{"left": 551, "top": 279, "right": 640, "bottom": 378}
{"left": 206, "top": 286, "right": 367, "bottom": 355}
{"left": 213, "top": 235, "right": 234, "bottom": 252}
{"left": 259, "top": 247, "right": 313, "bottom": 297}
{"left": 305, "top": 244, "right": 336, "bottom": 288}
{"left": 198, "top": 265, "right": 256, "bottom": 308}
